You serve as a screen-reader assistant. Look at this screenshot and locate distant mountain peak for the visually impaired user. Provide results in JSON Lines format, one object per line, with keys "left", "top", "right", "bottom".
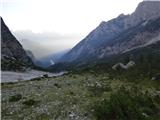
{"left": 143, "top": 0, "right": 159, "bottom": 2}
{"left": 52, "top": 1, "right": 160, "bottom": 70}
{"left": 118, "top": 14, "right": 127, "bottom": 18}
{"left": 125, "top": 1, "right": 160, "bottom": 27}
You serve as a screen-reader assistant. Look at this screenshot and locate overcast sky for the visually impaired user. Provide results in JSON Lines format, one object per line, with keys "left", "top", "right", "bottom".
{"left": 1, "top": 0, "right": 143, "bottom": 58}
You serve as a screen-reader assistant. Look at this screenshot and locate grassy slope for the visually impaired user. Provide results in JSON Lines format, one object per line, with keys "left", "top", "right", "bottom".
{"left": 1, "top": 70, "right": 160, "bottom": 120}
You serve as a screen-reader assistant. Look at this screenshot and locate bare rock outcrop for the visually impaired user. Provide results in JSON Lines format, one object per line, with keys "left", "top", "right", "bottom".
{"left": 112, "top": 61, "right": 136, "bottom": 70}
{"left": 1, "top": 17, "right": 33, "bottom": 70}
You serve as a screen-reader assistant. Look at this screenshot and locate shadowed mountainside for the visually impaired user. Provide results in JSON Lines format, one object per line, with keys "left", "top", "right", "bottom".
{"left": 50, "top": 1, "right": 160, "bottom": 71}
{"left": 58, "top": 1, "right": 160, "bottom": 62}
{"left": 1, "top": 17, "right": 33, "bottom": 71}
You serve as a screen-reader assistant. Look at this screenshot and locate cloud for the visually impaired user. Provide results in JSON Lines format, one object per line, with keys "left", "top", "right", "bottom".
{"left": 13, "top": 30, "right": 82, "bottom": 58}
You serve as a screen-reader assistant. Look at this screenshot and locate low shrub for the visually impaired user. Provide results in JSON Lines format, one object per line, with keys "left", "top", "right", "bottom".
{"left": 88, "top": 82, "right": 112, "bottom": 96}
{"left": 9, "top": 94, "right": 22, "bottom": 102}
{"left": 30, "top": 77, "right": 42, "bottom": 81}
{"left": 22, "top": 99, "right": 39, "bottom": 106}
{"left": 93, "top": 87, "right": 160, "bottom": 120}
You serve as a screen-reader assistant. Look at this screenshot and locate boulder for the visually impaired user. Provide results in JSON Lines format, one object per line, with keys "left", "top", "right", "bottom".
{"left": 151, "top": 74, "right": 160, "bottom": 81}
{"left": 112, "top": 61, "right": 135, "bottom": 70}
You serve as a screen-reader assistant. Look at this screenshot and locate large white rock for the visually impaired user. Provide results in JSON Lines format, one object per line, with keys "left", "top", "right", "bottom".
{"left": 112, "top": 61, "right": 136, "bottom": 70}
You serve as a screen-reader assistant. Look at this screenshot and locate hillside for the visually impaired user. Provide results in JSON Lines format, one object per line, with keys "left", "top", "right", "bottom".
{"left": 1, "top": 17, "right": 33, "bottom": 71}
{"left": 2, "top": 66, "right": 160, "bottom": 120}
{"left": 54, "top": 1, "right": 160, "bottom": 71}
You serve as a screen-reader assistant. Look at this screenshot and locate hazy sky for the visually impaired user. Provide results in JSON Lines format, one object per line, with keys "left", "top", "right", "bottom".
{"left": 1, "top": 0, "right": 143, "bottom": 58}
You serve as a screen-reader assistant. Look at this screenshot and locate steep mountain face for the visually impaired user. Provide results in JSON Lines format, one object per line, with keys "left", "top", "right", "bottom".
{"left": 59, "top": 14, "right": 129, "bottom": 63}
{"left": 48, "top": 17, "right": 160, "bottom": 71}
{"left": 97, "top": 17, "right": 160, "bottom": 59}
{"left": 58, "top": 1, "right": 160, "bottom": 65}
{"left": 1, "top": 17, "right": 33, "bottom": 70}
{"left": 125, "top": 1, "right": 160, "bottom": 28}
{"left": 26, "top": 50, "right": 37, "bottom": 63}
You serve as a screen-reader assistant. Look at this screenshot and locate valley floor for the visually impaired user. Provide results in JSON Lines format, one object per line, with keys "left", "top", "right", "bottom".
{"left": 1, "top": 71, "right": 160, "bottom": 120}
{"left": 1, "top": 70, "right": 66, "bottom": 83}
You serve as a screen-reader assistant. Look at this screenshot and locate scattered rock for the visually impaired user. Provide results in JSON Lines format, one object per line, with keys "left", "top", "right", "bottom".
{"left": 151, "top": 74, "right": 160, "bottom": 81}
{"left": 95, "top": 82, "right": 102, "bottom": 87}
{"left": 142, "top": 113, "right": 149, "bottom": 118}
{"left": 69, "top": 111, "right": 76, "bottom": 119}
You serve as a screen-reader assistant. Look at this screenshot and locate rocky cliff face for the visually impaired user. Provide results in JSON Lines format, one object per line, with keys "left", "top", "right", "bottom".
{"left": 97, "top": 17, "right": 160, "bottom": 59}
{"left": 60, "top": 14, "right": 129, "bottom": 63}
{"left": 125, "top": 1, "right": 160, "bottom": 28}
{"left": 1, "top": 17, "right": 33, "bottom": 71}
{"left": 58, "top": 1, "right": 160, "bottom": 65}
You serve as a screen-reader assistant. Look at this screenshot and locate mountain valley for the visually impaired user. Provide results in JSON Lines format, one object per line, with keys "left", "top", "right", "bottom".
{"left": 1, "top": 1, "right": 160, "bottom": 120}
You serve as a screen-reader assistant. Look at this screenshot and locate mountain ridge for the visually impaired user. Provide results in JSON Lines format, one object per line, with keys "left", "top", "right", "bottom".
{"left": 58, "top": 1, "right": 160, "bottom": 62}
{"left": 1, "top": 17, "right": 33, "bottom": 71}
{"left": 51, "top": 1, "right": 160, "bottom": 71}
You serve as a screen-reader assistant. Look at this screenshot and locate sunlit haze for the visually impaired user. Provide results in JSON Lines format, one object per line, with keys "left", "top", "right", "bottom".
{"left": 1, "top": 0, "right": 143, "bottom": 58}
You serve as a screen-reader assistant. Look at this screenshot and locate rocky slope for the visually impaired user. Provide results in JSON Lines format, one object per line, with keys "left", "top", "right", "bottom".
{"left": 1, "top": 17, "right": 33, "bottom": 71}
{"left": 59, "top": 14, "right": 129, "bottom": 63}
{"left": 57, "top": 1, "right": 160, "bottom": 66}
{"left": 97, "top": 17, "right": 160, "bottom": 60}
{"left": 125, "top": 1, "right": 160, "bottom": 27}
